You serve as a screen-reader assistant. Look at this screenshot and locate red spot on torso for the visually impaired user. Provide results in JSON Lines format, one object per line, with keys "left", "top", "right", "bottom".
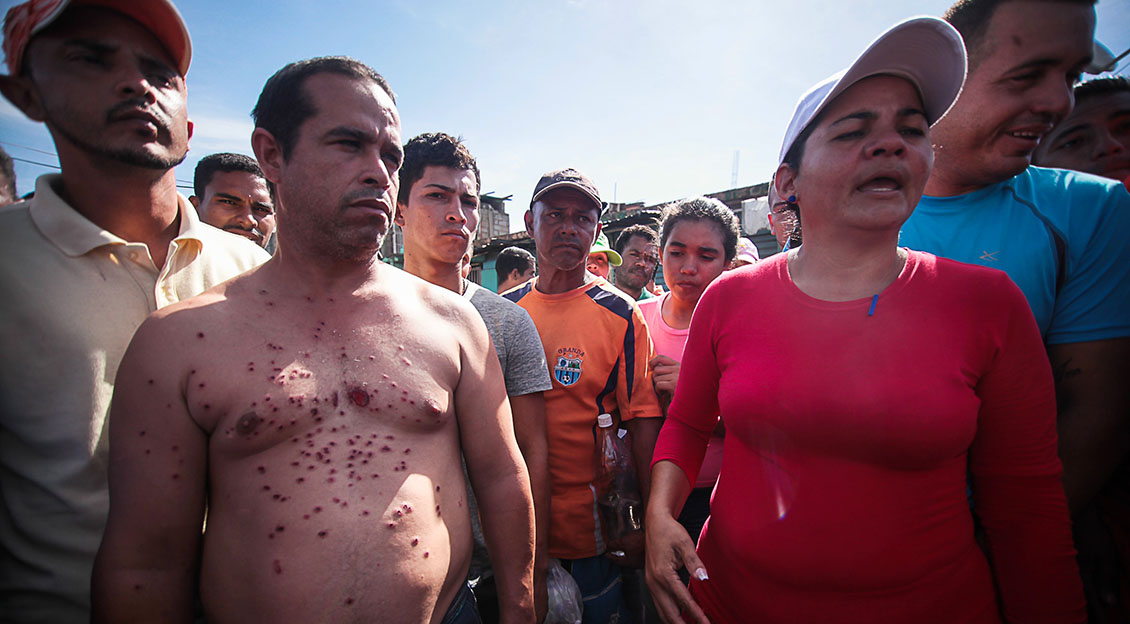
{"left": 348, "top": 387, "right": 370, "bottom": 407}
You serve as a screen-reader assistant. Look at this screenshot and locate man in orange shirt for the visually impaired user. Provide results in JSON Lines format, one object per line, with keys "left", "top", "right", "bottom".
{"left": 504, "top": 168, "right": 662, "bottom": 623}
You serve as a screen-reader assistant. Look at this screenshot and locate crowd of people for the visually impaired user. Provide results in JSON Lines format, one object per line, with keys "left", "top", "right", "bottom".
{"left": 0, "top": 0, "right": 1127, "bottom": 623}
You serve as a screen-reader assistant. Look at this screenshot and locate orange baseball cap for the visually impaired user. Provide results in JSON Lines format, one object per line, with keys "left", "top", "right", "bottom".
{"left": 3, "top": 0, "right": 192, "bottom": 76}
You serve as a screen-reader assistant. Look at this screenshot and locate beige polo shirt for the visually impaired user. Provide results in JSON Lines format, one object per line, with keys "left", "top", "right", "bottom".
{"left": 0, "top": 174, "right": 270, "bottom": 622}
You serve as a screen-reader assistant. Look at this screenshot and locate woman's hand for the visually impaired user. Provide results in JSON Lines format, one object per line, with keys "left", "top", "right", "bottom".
{"left": 645, "top": 508, "right": 710, "bottom": 623}
{"left": 651, "top": 355, "right": 681, "bottom": 395}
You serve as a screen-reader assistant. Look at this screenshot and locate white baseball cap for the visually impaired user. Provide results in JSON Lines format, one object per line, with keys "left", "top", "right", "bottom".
{"left": 777, "top": 16, "right": 967, "bottom": 167}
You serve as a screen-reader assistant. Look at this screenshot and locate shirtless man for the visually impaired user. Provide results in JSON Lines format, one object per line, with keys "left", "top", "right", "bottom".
{"left": 91, "top": 57, "right": 534, "bottom": 624}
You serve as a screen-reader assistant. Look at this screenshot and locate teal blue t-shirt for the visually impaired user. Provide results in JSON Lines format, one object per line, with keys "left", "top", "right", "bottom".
{"left": 900, "top": 166, "right": 1130, "bottom": 345}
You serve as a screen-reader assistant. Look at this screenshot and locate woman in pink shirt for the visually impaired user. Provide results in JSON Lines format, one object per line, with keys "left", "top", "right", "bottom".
{"left": 639, "top": 197, "right": 740, "bottom": 546}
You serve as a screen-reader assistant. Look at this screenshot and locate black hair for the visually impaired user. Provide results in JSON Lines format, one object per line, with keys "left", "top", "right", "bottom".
{"left": 496, "top": 246, "right": 536, "bottom": 279}
{"left": 0, "top": 146, "right": 15, "bottom": 200}
{"left": 944, "top": 0, "right": 1096, "bottom": 65}
{"left": 251, "top": 57, "right": 395, "bottom": 160}
{"left": 658, "top": 197, "right": 741, "bottom": 263}
{"left": 192, "top": 152, "right": 266, "bottom": 199}
{"left": 397, "top": 132, "right": 480, "bottom": 207}
{"left": 1074, "top": 76, "right": 1130, "bottom": 102}
{"left": 614, "top": 224, "right": 658, "bottom": 255}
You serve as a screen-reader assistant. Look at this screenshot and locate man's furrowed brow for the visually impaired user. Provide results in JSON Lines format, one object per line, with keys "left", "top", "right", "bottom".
{"left": 1051, "top": 123, "right": 1090, "bottom": 138}
{"left": 62, "top": 38, "right": 116, "bottom": 56}
{"left": 1004, "top": 57, "right": 1062, "bottom": 75}
{"left": 897, "top": 108, "right": 927, "bottom": 120}
{"left": 325, "top": 127, "right": 373, "bottom": 142}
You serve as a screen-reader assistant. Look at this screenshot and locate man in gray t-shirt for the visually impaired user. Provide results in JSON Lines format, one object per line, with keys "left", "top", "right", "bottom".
{"left": 397, "top": 132, "right": 553, "bottom": 622}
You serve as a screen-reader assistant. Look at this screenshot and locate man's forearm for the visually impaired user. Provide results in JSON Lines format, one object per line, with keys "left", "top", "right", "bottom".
{"left": 475, "top": 469, "right": 536, "bottom": 623}
{"left": 509, "top": 392, "right": 550, "bottom": 621}
{"left": 1049, "top": 339, "right": 1130, "bottom": 512}
{"left": 628, "top": 417, "right": 662, "bottom": 508}
{"left": 92, "top": 559, "right": 196, "bottom": 624}
{"left": 1058, "top": 403, "right": 1130, "bottom": 511}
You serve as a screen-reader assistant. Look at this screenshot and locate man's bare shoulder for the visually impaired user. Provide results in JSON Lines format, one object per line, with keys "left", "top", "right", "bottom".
{"left": 141, "top": 265, "right": 268, "bottom": 342}
{"left": 379, "top": 266, "right": 483, "bottom": 327}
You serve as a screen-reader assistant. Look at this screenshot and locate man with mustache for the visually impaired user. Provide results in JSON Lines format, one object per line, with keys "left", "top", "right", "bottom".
{"left": 612, "top": 224, "right": 660, "bottom": 301}
{"left": 92, "top": 57, "right": 535, "bottom": 624}
{"left": 191, "top": 152, "right": 276, "bottom": 249}
{"left": 505, "top": 168, "right": 662, "bottom": 623}
{"left": 899, "top": 2, "right": 1130, "bottom": 618}
{"left": 0, "top": 1, "right": 267, "bottom": 621}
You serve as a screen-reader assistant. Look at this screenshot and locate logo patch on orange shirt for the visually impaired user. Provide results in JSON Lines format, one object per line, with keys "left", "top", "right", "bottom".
{"left": 554, "top": 347, "right": 585, "bottom": 386}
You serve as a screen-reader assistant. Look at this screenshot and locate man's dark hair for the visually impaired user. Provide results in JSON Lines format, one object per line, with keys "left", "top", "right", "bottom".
{"left": 251, "top": 57, "right": 395, "bottom": 160}
{"left": 943, "top": 0, "right": 1097, "bottom": 65}
{"left": 1074, "top": 75, "right": 1130, "bottom": 103}
{"left": 659, "top": 197, "right": 741, "bottom": 263}
{"left": 0, "top": 146, "right": 16, "bottom": 199}
{"left": 614, "top": 224, "right": 658, "bottom": 255}
{"left": 496, "top": 246, "right": 536, "bottom": 279}
{"left": 397, "top": 132, "right": 480, "bottom": 207}
{"left": 193, "top": 152, "right": 265, "bottom": 199}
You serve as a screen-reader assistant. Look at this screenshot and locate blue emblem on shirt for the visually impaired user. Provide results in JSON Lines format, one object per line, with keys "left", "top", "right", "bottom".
{"left": 554, "top": 347, "right": 584, "bottom": 386}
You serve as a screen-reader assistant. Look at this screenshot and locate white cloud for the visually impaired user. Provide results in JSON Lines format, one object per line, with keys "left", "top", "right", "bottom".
{"left": 187, "top": 113, "right": 255, "bottom": 156}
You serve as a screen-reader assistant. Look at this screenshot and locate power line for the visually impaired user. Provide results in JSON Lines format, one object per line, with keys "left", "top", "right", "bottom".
{"left": 10, "top": 156, "right": 60, "bottom": 170}
{"left": 0, "top": 140, "right": 58, "bottom": 158}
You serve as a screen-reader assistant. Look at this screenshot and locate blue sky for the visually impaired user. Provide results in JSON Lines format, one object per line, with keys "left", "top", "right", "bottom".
{"left": 2, "top": 0, "right": 1127, "bottom": 233}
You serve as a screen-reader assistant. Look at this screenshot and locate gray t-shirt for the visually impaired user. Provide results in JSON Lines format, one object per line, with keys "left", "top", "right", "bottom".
{"left": 462, "top": 280, "right": 552, "bottom": 580}
{"left": 464, "top": 280, "right": 553, "bottom": 397}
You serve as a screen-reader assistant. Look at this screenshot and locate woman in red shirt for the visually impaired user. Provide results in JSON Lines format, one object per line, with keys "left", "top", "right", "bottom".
{"left": 644, "top": 17, "right": 1085, "bottom": 624}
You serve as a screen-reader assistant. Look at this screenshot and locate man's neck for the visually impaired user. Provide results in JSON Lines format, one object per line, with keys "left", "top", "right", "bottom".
{"left": 403, "top": 253, "right": 463, "bottom": 294}
{"left": 534, "top": 259, "right": 588, "bottom": 295}
{"left": 55, "top": 153, "right": 181, "bottom": 267}
{"left": 268, "top": 241, "right": 384, "bottom": 298}
{"left": 925, "top": 135, "right": 1016, "bottom": 198}
{"left": 923, "top": 166, "right": 994, "bottom": 198}
{"left": 615, "top": 280, "right": 643, "bottom": 300}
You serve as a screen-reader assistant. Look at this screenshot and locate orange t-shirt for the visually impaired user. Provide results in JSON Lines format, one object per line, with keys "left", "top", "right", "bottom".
{"left": 505, "top": 277, "right": 662, "bottom": 558}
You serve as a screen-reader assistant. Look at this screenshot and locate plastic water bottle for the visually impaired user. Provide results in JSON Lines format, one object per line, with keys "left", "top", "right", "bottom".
{"left": 594, "top": 413, "right": 642, "bottom": 543}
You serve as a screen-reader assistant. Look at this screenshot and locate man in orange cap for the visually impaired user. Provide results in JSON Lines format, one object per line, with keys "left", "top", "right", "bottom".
{"left": 0, "top": 1, "right": 266, "bottom": 620}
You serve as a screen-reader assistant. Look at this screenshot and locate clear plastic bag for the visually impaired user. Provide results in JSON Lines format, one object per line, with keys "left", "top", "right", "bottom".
{"left": 545, "top": 558, "right": 583, "bottom": 624}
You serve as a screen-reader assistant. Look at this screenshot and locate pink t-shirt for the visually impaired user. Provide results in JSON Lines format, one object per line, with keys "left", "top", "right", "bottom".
{"left": 638, "top": 293, "right": 723, "bottom": 489}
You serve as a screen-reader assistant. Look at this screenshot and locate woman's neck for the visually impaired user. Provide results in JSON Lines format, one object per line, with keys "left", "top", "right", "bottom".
{"left": 787, "top": 230, "right": 906, "bottom": 302}
{"left": 661, "top": 291, "right": 697, "bottom": 330}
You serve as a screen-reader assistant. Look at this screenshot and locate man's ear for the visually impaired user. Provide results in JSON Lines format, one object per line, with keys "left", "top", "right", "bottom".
{"left": 524, "top": 209, "right": 534, "bottom": 237}
{"left": 189, "top": 195, "right": 200, "bottom": 208}
{"left": 251, "top": 127, "right": 284, "bottom": 186}
{"left": 0, "top": 74, "right": 46, "bottom": 122}
{"left": 592, "top": 221, "right": 603, "bottom": 245}
{"left": 394, "top": 201, "right": 407, "bottom": 227}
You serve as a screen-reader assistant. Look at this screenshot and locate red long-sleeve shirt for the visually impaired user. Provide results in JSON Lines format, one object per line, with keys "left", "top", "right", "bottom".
{"left": 652, "top": 250, "right": 1084, "bottom": 623}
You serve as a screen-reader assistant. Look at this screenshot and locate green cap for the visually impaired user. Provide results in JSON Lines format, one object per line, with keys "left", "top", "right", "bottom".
{"left": 589, "top": 231, "right": 622, "bottom": 266}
